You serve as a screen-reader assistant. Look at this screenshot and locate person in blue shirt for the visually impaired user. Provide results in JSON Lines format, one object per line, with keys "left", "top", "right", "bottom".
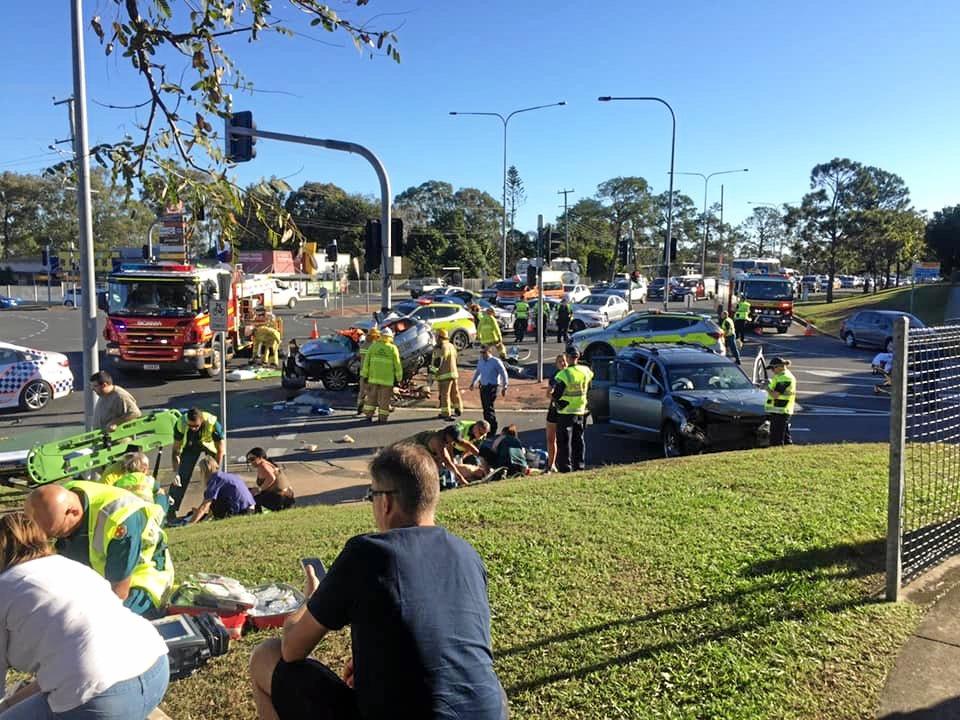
{"left": 248, "top": 442, "right": 507, "bottom": 720}
{"left": 188, "top": 456, "right": 256, "bottom": 523}
{"left": 469, "top": 345, "right": 509, "bottom": 436}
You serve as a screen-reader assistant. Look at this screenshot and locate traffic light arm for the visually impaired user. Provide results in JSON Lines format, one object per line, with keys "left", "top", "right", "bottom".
{"left": 225, "top": 122, "right": 393, "bottom": 312}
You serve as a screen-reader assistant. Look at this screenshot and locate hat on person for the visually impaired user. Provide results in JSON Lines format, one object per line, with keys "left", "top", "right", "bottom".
{"left": 435, "top": 328, "right": 449, "bottom": 340}
{"left": 766, "top": 356, "right": 790, "bottom": 369}
{"left": 380, "top": 327, "right": 394, "bottom": 338}
{"left": 565, "top": 346, "right": 581, "bottom": 358}
{"left": 367, "top": 327, "right": 381, "bottom": 339}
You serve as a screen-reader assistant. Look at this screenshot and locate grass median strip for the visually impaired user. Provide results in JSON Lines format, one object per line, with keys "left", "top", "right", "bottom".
{"left": 795, "top": 284, "right": 950, "bottom": 336}
{"left": 157, "top": 443, "right": 920, "bottom": 719}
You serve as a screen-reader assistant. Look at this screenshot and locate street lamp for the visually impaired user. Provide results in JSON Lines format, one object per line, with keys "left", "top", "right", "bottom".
{"left": 598, "top": 96, "right": 675, "bottom": 309}
{"left": 676, "top": 168, "right": 748, "bottom": 275}
{"left": 449, "top": 101, "right": 566, "bottom": 278}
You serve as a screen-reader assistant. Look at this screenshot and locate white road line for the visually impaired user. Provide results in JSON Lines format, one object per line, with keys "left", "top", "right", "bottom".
{"left": 12, "top": 316, "right": 49, "bottom": 342}
{"left": 276, "top": 433, "right": 298, "bottom": 440}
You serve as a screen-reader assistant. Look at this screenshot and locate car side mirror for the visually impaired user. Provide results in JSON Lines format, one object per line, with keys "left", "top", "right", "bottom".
{"left": 644, "top": 383, "right": 661, "bottom": 395}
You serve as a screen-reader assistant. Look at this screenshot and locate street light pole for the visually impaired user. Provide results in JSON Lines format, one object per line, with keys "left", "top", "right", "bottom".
{"left": 676, "top": 168, "right": 748, "bottom": 275}
{"left": 449, "top": 102, "right": 566, "bottom": 278}
{"left": 598, "top": 96, "right": 675, "bottom": 310}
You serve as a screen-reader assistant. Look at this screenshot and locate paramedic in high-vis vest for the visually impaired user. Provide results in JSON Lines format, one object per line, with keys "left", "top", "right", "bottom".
{"left": 765, "top": 356, "right": 796, "bottom": 446}
{"left": 26, "top": 481, "right": 174, "bottom": 618}
{"left": 169, "top": 407, "right": 225, "bottom": 518}
{"left": 551, "top": 346, "right": 594, "bottom": 473}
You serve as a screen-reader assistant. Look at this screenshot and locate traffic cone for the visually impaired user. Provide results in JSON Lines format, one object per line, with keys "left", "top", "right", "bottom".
{"left": 310, "top": 320, "right": 320, "bottom": 339}
{"left": 804, "top": 324, "right": 816, "bottom": 337}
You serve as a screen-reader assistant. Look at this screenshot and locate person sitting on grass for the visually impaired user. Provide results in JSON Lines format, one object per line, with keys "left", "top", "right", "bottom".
{"left": 247, "top": 447, "right": 296, "bottom": 513}
{"left": 248, "top": 442, "right": 507, "bottom": 720}
{"left": 104, "top": 450, "right": 169, "bottom": 515}
{"left": 188, "top": 456, "right": 256, "bottom": 523}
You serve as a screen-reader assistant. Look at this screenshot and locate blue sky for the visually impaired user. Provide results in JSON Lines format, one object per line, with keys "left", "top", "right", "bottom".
{"left": 1, "top": 0, "right": 957, "bottom": 235}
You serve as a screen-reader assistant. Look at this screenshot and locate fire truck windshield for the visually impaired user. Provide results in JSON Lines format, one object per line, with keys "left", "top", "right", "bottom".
{"left": 742, "top": 279, "right": 794, "bottom": 301}
{"left": 108, "top": 279, "right": 200, "bottom": 317}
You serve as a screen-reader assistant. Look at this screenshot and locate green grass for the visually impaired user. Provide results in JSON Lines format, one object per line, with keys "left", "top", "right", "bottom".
{"left": 157, "top": 444, "right": 921, "bottom": 720}
{"left": 795, "top": 284, "right": 952, "bottom": 336}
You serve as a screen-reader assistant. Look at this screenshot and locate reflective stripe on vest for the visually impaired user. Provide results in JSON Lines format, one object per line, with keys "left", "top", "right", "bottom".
{"left": 735, "top": 302, "right": 751, "bottom": 320}
{"left": 765, "top": 369, "right": 796, "bottom": 415}
{"left": 175, "top": 411, "right": 219, "bottom": 455}
{"left": 556, "top": 365, "right": 593, "bottom": 415}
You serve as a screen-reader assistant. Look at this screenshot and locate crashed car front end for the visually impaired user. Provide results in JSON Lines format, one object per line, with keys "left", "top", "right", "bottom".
{"left": 669, "top": 393, "right": 770, "bottom": 452}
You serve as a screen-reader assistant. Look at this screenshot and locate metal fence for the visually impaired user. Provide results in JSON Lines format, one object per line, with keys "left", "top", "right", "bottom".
{"left": 887, "top": 319, "right": 960, "bottom": 599}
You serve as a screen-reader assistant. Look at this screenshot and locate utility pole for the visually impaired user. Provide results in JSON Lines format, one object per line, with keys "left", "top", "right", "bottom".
{"left": 558, "top": 189, "right": 574, "bottom": 256}
{"left": 536, "top": 215, "right": 545, "bottom": 383}
{"left": 69, "top": 0, "right": 99, "bottom": 430}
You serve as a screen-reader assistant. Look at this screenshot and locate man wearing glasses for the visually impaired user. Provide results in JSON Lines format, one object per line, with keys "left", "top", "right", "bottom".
{"left": 90, "top": 370, "right": 141, "bottom": 433}
{"left": 168, "top": 407, "right": 224, "bottom": 519}
{"left": 249, "top": 443, "right": 507, "bottom": 720}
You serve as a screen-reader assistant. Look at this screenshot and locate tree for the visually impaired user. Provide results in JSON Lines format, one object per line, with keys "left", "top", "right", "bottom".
{"left": 741, "top": 206, "right": 787, "bottom": 258}
{"left": 0, "top": 172, "right": 48, "bottom": 260}
{"left": 394, "top": 181, "right": 456, "bottom": 229}
{"left": 284, "top": 182, "right": 377, "bottom": 259}
{"left": 83, "top": 2, "right": 400, "bottom": 245}
{"left": 597, "top": 177, "right": 654, "bottom": 276}
{"left": 560, "top": 198, "right": 615, "bottom": 280}
{"left": 504, "top": 165, "right": 526, "bottom": 241}
{"left": 404, "top": 228, "right": 449, "bottom": 276}
{"left": 926, "top": 206, "right": 960, "bottom": 276}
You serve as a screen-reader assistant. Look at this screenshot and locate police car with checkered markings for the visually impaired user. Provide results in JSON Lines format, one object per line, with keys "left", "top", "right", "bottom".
{"left": 0, "top": 341, "right": 74, "bottom": 410}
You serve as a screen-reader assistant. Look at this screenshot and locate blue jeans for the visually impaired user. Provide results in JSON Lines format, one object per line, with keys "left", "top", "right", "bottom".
{"left": 725, "top": 336, "right": 741, "bottom": 364}
{"left": 0, "top": 654, "right": 169, "bottom": 720}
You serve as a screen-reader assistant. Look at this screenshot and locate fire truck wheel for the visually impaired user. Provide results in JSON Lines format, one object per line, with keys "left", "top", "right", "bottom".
{"left": 201, "top": 346, "right": 222, "bottom": 378}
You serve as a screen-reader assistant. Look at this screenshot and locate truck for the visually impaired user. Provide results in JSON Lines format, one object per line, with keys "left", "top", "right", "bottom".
{"left": 496, "top": 270, "right": 565, "bottom": 306}
{"left": 733, "top": 274, "right": 795, "bottom": 334}
{"left": 103, "top": 262, "right": 277, "bottom": 376}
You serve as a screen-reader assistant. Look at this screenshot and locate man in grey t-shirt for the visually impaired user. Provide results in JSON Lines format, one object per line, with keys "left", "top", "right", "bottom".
{"left": 91, "top": 370, "right": 141, "bottom": 432}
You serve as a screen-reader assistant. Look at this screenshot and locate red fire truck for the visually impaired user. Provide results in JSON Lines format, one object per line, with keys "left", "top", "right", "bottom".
{"left": 103, "top": 263, "right": 276, "bottom": 376}
{"left": 732, "top": 274, "right": 796, "bottom": 334}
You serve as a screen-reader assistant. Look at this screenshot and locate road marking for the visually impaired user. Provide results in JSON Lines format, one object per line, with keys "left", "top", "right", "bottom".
{"left": 791, "top": 427, "right": 811, "bottom": 432}
{"left": 276, "top": 433, "right": 298, "bottom": 440}
{"left": 806, "top": 370, "right": 844, "bottom": 378}
{"left": 11, "top": 315, "right": 49, "bottom": 342}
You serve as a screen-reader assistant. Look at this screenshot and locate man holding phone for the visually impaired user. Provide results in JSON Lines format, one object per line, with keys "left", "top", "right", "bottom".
{"left": 249, "top": 443, "right": 506, "bottom": 720}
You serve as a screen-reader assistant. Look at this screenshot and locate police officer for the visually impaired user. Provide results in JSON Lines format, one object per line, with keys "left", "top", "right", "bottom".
{"left": 356, "top": 327, "right": 381, "bottom": 415}
{"left": 362, "top": 326, "right": 403, "bottom": 424}
{"left": 513, "top": 299, "right": 529, "bottom": 344}
{"left": 734, "top": 296, "right": 752, "bottom": 344}
{"left": 720, "top": 310, "right": 740, "bottom": 364}
{"left": 765, "top": 356, "right": 796, "bottom": 446}
{"left": 551, "top": 346, "right": 594, "bottom": 472}
{"left": 27, "top": 481, "right": 174, "bottom": 617}
{"left": 556, "top": 299, "right": 573, "bottom": 344}
{"left": 169, "top": 407, "right": 224, "bottom": 518}
{"left": 477, "top": 306, "right": 506, "bottom": 357}
{"left": 430, "top": 328, "right": 462, "bottom": 421}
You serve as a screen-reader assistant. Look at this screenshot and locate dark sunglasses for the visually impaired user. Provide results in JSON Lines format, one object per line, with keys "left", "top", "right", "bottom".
{"left": 365, "top": 485, "right": 397, "bottom": 502}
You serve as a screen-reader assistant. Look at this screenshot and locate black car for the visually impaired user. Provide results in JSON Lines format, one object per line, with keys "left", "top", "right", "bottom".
{"left": 589, "top": 344, "right": 770, "bottom": 457}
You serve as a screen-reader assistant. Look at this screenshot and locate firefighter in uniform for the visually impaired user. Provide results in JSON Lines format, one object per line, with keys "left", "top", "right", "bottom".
{"left": 478, "top": 306, "right": 507, "bottom": 357}
{"left": 551, "top": 346, "right": 594, "bottom": 473}
{"left": 362, "top": 326, "right": 403, "bottom": 424}
{"left": 27, "top": 481, "right": 175, "bottom": 618}
{"left": 720, "top": 310, "right": 741, "bottom": 364}
{"left": 734, "top": 296, "right": 752, "bottom": 344}
{"left": 430, "top": 328, "right": 462, "bottom": 421}
{"left": 513, "top": 299, "right": 529, "bottom": 344}
{"left": 356, "top": 327, "right": 380, "bottom": 415}
{"left": 765, "top": 356, "right": 796, "bottom": 446}
{"left": 252, "top": 306, "right": 282, "bottom": 366}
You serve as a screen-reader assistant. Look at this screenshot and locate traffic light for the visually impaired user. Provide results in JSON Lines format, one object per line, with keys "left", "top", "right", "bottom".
{"left": 549, "top": 230, "right": 563, "bottom": 258}
{"left": 391, "top": 218, "right": 404, "bottom": 257}
{"left": 41, "top": 248, "right": 49, "bottom": 268}
{"left": 325, "top": 241, "right": 338, "bottom": 262}
{"left": 364, "top": 220, "right": 381, "bottom": 273}
{"left": 225, "top": 111, "right": 257, "bottom": 163}
{"left": 617, "top": 238, "right": 629, "bottom": 266}
{"left": 669, "top": 236, "right": 678, "bottom": 263}
{"left": 141, "top": 244, "right": 150, "bottom": 260}
{"left": 526, "top": 264, "right": 538, "bottom": 288}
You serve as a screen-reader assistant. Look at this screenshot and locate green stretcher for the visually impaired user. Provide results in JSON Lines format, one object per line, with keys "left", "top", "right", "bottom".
{"left": 26, "top": 409, "right": 182, "bottom": 485}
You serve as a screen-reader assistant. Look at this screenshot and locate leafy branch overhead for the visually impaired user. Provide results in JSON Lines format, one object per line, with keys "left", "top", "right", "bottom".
{"left": 86, "top": 0, "right": 400, "bottom": 246}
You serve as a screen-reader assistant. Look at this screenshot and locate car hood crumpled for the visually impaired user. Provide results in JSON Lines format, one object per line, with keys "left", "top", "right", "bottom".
{"left": 672, "top": 389, "right": 767, "bottom": 418}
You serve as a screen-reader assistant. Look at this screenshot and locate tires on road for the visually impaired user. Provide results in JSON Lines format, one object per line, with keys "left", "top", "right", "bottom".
{"left": 20, "top": 379, "right": 51, "bottom": 411}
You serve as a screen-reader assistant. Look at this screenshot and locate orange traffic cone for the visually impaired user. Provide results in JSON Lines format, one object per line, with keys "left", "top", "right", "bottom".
{"left": 310, "top": 320, "right": 320, "bottom": 339}
{"left": 804, "top": 324, "right": 816, "bottom": 337}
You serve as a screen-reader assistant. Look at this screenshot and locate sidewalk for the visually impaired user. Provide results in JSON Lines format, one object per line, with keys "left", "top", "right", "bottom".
{"left": 877, "top": 559, "right": 960, "bottom": 718}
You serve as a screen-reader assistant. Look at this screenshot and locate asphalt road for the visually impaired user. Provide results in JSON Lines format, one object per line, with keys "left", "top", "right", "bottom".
{"left": 0, "top": 296, "right": 891, "bottom": 474}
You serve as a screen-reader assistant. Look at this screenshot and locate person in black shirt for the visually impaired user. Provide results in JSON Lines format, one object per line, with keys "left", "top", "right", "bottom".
{"left": 249, "top": 443, "right": 507, "bottom": 720}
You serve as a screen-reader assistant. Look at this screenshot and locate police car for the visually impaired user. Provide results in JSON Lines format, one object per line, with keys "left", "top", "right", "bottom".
{"left": 0, "top": 341, "right": 74, "bottom": 410}
{"left": 571, "top": 311, "right": 724, "bottom": 362}
{"left": 404, "top": 302, "right": 477, "bottom": 349}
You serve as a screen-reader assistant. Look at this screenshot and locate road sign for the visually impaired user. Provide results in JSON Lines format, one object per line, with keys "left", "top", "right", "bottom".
{"left": 912, "top": 262, "right": 941, "bottom": 282}
{"left": 210, "top": 299, "right": 229, "bottom": 332}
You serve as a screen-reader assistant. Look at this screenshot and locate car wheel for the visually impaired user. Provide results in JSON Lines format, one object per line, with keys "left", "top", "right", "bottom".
{"left": 885, "top": 337, "right": 894, "bottom": 353}
{"left": 844, "top": 332, "right": 857, "bottom": 349}
{"left": 662, "top": 422, "right": 685, "bottom": 458}
{"left": 287, "top": 297, "right": 297, "bottom": 309}
{"left": 20, "top": 380, "right": 52, "bottom": 411}
{"left": 451, "top": 329, "right": 469, "bottom": 350}
{"left": 583, "top": 343, "right": 615, "bottom": 364}
{"left": 322, "top": 367, "right": 352, "bottom": 391}
{"left": 570, "top": 320, "right": 585, "bottom": 333}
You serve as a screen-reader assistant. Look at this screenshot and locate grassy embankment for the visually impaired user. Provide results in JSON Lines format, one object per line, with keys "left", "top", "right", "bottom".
{"left": 795, "top": 284, "right": 951, "bottom": 336}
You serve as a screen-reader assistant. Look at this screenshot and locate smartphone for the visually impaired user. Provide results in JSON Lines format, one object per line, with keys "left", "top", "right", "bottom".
{"left": 300, "top": 557, "right": 326, "bottom": 580}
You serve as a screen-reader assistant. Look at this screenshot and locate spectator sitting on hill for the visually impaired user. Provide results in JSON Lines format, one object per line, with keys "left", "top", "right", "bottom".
{"left": 246, "top": 447, "right": 296, "bottom": 513}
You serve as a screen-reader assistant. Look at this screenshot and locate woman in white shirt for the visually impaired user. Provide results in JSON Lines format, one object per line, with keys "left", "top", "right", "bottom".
{"left": 0, "top": 512, "right": 169, "bottom": 719}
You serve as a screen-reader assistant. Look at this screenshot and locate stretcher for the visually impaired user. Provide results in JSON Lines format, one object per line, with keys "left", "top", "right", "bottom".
{"left": 26, "top": 409, "right": 182, "bottom": 485}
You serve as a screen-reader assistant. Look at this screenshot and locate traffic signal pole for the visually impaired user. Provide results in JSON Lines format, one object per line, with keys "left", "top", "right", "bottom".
{"left": 226, "top": 124, "right": 393, "bottom": 311}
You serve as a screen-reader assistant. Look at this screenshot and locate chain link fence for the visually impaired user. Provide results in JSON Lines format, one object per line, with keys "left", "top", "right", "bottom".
{"left": 887, "top": 319, "right": 960, "bottom": 599}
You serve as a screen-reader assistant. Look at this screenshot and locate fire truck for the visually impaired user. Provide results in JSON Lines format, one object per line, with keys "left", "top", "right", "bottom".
{"left": 103, "top": 263, "right": 277, "bottom": 376}
{"left": 732, "top": 274, "right": 796, "bottom": 334}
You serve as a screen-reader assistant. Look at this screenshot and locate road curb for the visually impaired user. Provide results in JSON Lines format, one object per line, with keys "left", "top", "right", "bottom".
{"left": 792, "top": 314, "right": 840, "bottom": 340}
{"left": 0, "top": 305, "right": 49, "bottom": 312}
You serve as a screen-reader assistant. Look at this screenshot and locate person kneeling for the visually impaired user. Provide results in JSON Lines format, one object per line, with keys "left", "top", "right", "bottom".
{"left": 249, "top": 443, "right": 508, "bottom": 720}
{"left": 247, "top": 447, "right": 296, "bottom": 513}
{"left": 479, "top": 425, "right": 529, "bottom": 477}
{"left": 189, "top": 456, "right": 256, "bottom": 523}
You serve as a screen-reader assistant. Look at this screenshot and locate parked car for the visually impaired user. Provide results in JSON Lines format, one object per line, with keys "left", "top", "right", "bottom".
{"left": 63, "top": 287, "right": 108, "bottom": 309}
{"left": 406, "top": 277, "right": 446, "bottom": 298}
{"left": 0, "top": 296, "right": 23, "bottom": 309}
{"left": 570, "top": 294, "right": 631, "bottom": 331}
{"left": 271, "top": 280, "right": 300, "bottom": 308}
{"left": 420, "top": 287, "right": 479, "bottom": 305}
{"left": 801, "top": 275, "right": 821, "bottom": 293}
{"left": 605, "top": 278, "right": 648, "bottom": 304}
{"left": 670, "top": 277, "right": 709, "bottom": 301}
{"left": 647, "top": 277, "right": 680, "bottom": 301}
{"left": 0, "top": 341, "right": 74, "bottom": 410}
{"left": 296, "top": 317, "right": 434, "bottom": 390}
{"left": 840, "top": 310, "right": 925, "bottom": 352}
{"left": 563, "top": 284, "right": 591, "bottom": 303}
{"left": 571, "top": 310, "right": 724, "bottom": 362}
{"left": 588, "top": 344, "right": 770, "bottom": 457}
{"left": 591, "top": 281, "right": 612, "bottom": 294}
{"left": 837, "top": 275, "right": 856, "bottom": 289}
{"left": 475, "top": 299, "right": 513, "bottom": 330}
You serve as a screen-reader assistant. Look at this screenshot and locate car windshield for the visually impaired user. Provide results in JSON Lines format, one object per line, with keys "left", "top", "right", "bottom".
{"left": 742, "top": 280, "right": 794, "bottom": 300}
{"left": 578, "top": 296, "right": 608, "bottom": 306}
{"left": 666, "top": 363, "right": 754, "bottom": 391}
{"left": 305, "top": 335, "right": 355, "bottom": 353}
{"left": 108, "top": 279, "right": 199, "bottom": 317}
{"left": 497, "top": 280, "right": 525, "bottom": 291}
{"left": 650, "top": 278, "right": 666, "bottom": 288}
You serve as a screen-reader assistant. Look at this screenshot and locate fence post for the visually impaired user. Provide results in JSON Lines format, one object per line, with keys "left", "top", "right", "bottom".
{"left": 886, "top": 316, "right": 909, "bottom": 601}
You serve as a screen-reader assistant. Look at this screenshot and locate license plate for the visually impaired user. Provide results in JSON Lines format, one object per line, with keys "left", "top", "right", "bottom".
{"left": 143, "top": 364, "right": 160, "bottom": 370}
